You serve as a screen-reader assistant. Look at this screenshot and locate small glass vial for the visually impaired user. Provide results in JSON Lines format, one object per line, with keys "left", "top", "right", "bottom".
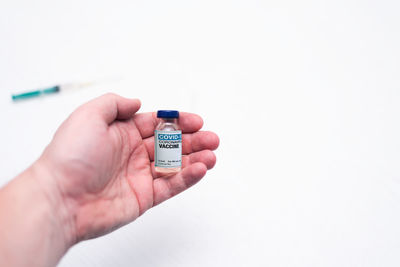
{"left": 154, "top": 110, "right": 182, "bottom": 174}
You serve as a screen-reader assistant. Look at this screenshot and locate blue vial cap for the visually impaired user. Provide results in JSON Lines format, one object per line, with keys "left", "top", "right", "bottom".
{"left": 157, "top": 110, "right": 179, "bottom": 118}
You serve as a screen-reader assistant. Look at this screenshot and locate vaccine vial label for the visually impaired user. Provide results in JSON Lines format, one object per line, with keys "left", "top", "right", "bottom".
{"left": 155, "top": 130, "right": 182, "bottom": 168}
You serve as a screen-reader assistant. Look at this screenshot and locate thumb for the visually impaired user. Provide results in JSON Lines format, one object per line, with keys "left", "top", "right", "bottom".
{"left": 80, "top": 93, "right": 141, "bottom": 124}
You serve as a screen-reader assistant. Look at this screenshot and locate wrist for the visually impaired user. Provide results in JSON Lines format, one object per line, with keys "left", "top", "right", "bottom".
{"left": 0, "top": 160, "right": 77, "bottom": 267}
{"left": 29, "top": 158, "right": 78, "bottom": 248}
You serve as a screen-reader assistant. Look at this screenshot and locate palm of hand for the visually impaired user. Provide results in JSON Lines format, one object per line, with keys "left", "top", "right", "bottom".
{"left": 40, "top": 94, "right": 218, "bottom": 242}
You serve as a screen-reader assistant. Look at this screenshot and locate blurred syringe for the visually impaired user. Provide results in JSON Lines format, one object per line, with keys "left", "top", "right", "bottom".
{"left": 11, "top": 77, "right": 121, "bottom": 102}
{"left": 11, "top": 82, "right": 94, "bottom": 101}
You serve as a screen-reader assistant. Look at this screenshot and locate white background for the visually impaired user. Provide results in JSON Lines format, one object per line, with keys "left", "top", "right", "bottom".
{"left": 1, "top": 0, "right": 400, "bottom": 266}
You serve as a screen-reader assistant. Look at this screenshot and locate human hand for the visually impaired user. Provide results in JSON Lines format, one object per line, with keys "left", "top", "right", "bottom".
{"left": 36, "top": 93, "right": 219, "bottom": 244}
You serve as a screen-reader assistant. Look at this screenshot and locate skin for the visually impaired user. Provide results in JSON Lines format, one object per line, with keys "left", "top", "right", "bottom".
{"left": 0, "top": 93, "right": 219, "bottom": 267}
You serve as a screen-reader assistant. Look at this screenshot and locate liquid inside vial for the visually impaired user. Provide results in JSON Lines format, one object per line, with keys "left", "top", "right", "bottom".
{"left": 154, "top": 110, "right": 182, "bottom": 174}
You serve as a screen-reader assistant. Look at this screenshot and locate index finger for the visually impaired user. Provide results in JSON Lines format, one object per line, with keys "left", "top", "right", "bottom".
{"left": 133, "top": 112, "right": 204, "bottom": 138}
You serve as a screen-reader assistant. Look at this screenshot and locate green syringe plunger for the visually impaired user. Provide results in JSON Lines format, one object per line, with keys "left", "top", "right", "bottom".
{"left": 11, "top": 86, "right": 60, "bottom": 101}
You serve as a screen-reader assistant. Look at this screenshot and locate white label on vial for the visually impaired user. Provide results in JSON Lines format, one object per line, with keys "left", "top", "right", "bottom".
{"left": 155, "top": 130, "right": 182, "bottom": 168}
